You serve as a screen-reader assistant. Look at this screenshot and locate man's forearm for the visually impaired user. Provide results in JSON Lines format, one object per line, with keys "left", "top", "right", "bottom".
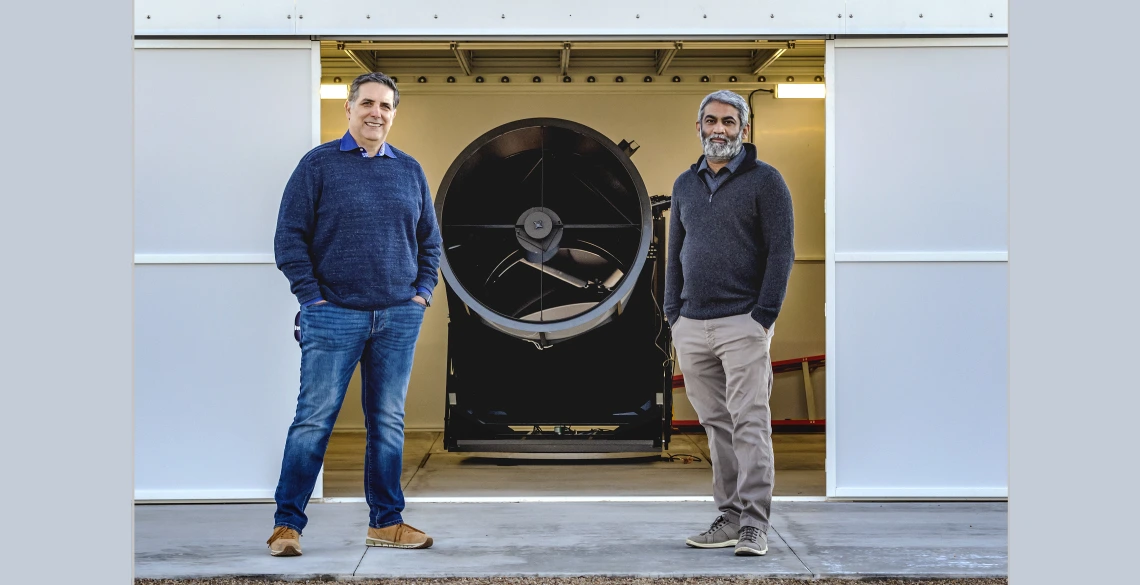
{"left": 275, "top": 248, "right": 321, "bottom": 304}
{"left": 663, "top": 204, "right": 685, "bottom": 323}
{"left": 274, "top": 161, "right": 322, "bottom": 305}
{"left": 414, "top": 178, "right": 443, "bottom": 294}
{"left": 751, "top": 181, "right": 796, "bottom": 329}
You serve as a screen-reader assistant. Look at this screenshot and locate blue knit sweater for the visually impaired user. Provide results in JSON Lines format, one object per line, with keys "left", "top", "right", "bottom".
{"left": 664, "top": 143, "right": 795, "bottom": 330}
{"left": 274, "top": 136, "right": 442, "bottom": 311}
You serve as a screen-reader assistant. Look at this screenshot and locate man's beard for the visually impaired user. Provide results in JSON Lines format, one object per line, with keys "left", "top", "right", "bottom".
{"left": 701, "top": 128, "right": 745, "bottom": 162}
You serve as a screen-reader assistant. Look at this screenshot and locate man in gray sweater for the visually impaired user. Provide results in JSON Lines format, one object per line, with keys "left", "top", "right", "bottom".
{"left": 664, "top": 90, "right": 796, "bottom": 557}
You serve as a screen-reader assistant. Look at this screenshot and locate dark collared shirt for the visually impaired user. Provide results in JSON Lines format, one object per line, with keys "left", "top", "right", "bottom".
{"left": 696, "top": 145, "right": 749, "bottom": 195}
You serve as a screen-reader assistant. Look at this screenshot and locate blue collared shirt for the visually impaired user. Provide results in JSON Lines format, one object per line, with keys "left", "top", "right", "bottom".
{"left": 697, "top": 146, "right": 749, "bottom": 195}
{"left": 302, "top": 132, "right": 433, "bottom": 307}
{"left": 339, "top": 130, "right": 397, "bottom": 159}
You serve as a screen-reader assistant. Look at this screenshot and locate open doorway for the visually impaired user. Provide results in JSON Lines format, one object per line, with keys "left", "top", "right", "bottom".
{"left": 313, "top": 38, "right": 827, "bottom": 500}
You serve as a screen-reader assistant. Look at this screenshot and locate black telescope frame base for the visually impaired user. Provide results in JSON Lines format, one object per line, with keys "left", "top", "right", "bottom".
{"left": 441, "top": 197, "right": 675, "bottom": 455}
{"left": 452, "top": 439, "right": 660, "bottom": 454}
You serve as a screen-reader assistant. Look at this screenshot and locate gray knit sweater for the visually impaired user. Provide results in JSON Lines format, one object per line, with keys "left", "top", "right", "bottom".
{"left": 663, "top": 143, "right": 795, "bottom": 330}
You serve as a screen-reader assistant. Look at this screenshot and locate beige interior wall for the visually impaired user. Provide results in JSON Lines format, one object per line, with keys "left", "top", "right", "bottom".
{"left": 321, "top": 86, "right": 825, "bottom": 430}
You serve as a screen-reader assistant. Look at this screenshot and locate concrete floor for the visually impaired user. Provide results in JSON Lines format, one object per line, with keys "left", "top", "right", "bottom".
{"left": 134, "top": 501, "right": 1007, "bottom": 580}
{"left": 323, "top": 431, "right": 826, "bottom": 499}
{"left": 137, "top": 432, "right": 1003, "bottom": 579}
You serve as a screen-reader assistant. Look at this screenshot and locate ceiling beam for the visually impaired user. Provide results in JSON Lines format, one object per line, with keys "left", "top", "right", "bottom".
{"left": 655, "top": 41, "right": 682, "bottom": 75}
{"left": 750, "top": 48, "right": 786, "bottom": 76}
{"left": 343, "top": 48, "right": 377, "bottom": 73}
{"left": 339, "top": 42, "right": 452, "bottom": 51}
{"left": 335, "top": 40, "right": 813, "bottom": 52}
{"left": 450, "top": 42, "right": 472, "bottom": 76}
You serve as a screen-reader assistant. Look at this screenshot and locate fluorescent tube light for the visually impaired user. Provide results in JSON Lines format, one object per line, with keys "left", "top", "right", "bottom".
{"left": 320, "top": 84, "right": 348, "bottom": 100}
{"left": 775, "top": 84, "right": 826, "bottom": 99}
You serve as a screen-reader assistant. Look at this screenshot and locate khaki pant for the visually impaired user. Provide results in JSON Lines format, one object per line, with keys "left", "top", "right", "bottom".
{"left": 672, "top": 313, "right": 775, "bottom": 534}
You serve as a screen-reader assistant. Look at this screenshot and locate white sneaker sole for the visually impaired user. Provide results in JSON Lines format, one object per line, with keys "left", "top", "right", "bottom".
{"left": 734, "top": 544, "right": 768, "bottom": 556}
{"left": 365, "top": 537, "right": 433, "bottom": 549}
{"left": 685, "top": 538, "right": 739, "bottom": 548}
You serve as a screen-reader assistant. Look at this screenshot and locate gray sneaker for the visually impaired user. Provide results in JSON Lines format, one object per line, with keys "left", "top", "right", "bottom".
{"left": 685, "top": 514, "right": 740, "bottom": 548}
{"left": 734, "top": 525, "right": 768, "bottom": 556}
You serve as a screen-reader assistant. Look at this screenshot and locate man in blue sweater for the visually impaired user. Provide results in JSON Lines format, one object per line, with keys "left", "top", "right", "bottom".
{"left": 267, "top": 72, "right": 442, "bottom": 556}
{"left": 665, "top": 90, "right": 796, "bottom": 557}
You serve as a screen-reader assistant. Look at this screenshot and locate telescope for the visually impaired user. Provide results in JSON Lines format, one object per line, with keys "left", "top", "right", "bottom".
{"left": 435, "top": 118, "right": 674, "bottom": 453}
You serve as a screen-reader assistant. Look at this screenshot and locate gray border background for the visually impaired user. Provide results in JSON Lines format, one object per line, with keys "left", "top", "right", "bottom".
{"left": 1009, "top": 0, "right": 1139, "bottom": 583}
{"left": 4, "top": 0, "right": 1139, "bottom": 582}
{"left": 3, "top": 0, "right": 134, "bottom": 583}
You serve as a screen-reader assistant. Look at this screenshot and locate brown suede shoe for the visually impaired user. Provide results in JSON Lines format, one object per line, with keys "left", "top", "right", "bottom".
{"left": 365, "top": 523, "right": 433, "bottom": 549}
{"left": 267, "top": 526, "right": 301, "bottom": 556}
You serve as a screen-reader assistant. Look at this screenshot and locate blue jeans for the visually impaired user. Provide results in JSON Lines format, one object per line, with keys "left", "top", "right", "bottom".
{"left": 273, "top": 299, "right": 426, "bottom": 532}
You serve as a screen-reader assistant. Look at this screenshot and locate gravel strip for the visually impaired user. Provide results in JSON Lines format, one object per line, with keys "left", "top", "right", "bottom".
{"left": 137, "top": 578, "right": 1008, "bottom": 585}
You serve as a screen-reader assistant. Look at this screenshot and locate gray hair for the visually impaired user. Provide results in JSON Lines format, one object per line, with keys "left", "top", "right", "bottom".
{"left": 348, "top": 72, "right": 400, "bottom": 109}
{"left": 697, "top": 90, "right": 750, "bottom": 128}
